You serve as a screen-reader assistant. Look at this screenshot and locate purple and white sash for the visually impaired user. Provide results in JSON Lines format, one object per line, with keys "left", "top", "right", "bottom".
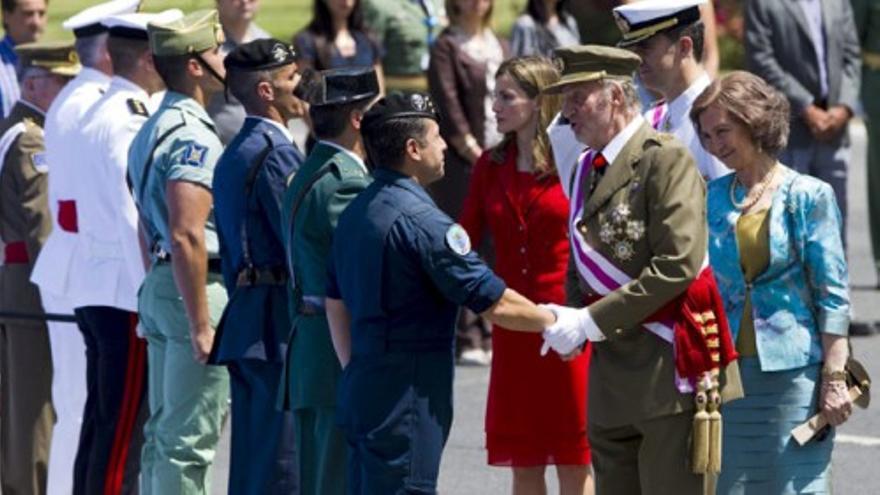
{"left": 569, "top": 152, "right": 699, "bottom": 393}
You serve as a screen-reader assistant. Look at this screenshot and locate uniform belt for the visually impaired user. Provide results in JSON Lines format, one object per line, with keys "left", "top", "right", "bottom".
{"left": 2, "top": 241, "right": 28, "bottom": 264}
{"left": 296, "top": 295, "right": 325, "bottom": 316}
{"left": 235, "top": 266, "right": 288, "bottom": 287}
{"left": 57, "top": 200, "right": 78, "bottom": 233}
{"left": 154, "top": 250, "right": 223, "bottom": 274}
{"left": 864, "top": 50, "right": 880, "bottom": 71}
{"left": 384, "top": 74, "right": 429, "bottom": 92}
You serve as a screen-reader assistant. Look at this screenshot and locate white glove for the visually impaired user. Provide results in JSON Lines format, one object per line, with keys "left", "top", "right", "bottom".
{"left": 539, "top": 303, "right": 605, "bottom": 356}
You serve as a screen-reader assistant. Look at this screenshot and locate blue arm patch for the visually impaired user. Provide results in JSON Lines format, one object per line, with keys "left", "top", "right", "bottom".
{"left": 183, "top": 142, "right": 209, "bottom": 167}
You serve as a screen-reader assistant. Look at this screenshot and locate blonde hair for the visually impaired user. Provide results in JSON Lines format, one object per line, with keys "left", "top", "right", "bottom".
{"left": 490, "top": 56, "right": 561, "bottom": 177}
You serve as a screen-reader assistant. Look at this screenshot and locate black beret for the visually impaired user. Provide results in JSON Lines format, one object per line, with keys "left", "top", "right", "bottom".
{"left": 224, "top": 38, "right": 296, "bottom": 72}
{"left": 362, "top": 92, "right": 438, "bottom": 130}
{"left": 310, "top": 67, "right": 380, "bottom": 107}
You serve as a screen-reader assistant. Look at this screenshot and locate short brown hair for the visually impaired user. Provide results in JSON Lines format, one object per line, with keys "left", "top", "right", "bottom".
{"left": 690, "top": 70, "right": 790, "bottom": 156}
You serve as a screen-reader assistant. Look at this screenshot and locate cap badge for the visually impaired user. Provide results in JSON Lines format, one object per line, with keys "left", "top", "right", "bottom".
{"left": 272, "top": 43, "right": 288, "bottom": 63}
{"left": 410, "top": 93, "right": 427, "bottom": 111}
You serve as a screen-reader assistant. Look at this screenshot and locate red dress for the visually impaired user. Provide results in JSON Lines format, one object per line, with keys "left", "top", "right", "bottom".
{"left": 459, "top": 143, "right": 590, "bottom": 466}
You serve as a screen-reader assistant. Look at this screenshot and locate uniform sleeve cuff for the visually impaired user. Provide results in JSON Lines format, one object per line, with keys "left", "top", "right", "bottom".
{"left": 464, "top": 274, "right": 506, "bottom": 314}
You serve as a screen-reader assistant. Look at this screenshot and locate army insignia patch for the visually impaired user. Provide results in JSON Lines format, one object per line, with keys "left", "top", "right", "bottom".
{"left": 183, "top": 143, "right": 208, "bottom": 167}
{"left": 411, "top": 93, "right": 428, "bottom": 111}
{"left": 126, "top": 98, "right": 149, "bottom": 117}
{"left": 445, "top": 223, "right": 472, "bottom": 256}
{"left": 31, "top": 152, "right": 48, "bottom": 173}
{"left": 272, "top": 43, "right": 289, "bottom": 63}
{"left": 553, "top": 56, "right": 565, "bottom": 73}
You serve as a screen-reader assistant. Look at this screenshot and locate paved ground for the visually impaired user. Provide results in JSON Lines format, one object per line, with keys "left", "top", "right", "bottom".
{"left": 210, "top": 121, "right": 880, "bottom": 493}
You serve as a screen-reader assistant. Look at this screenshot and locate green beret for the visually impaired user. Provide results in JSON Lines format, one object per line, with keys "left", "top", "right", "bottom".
{"left": 148, "top": 9, "right": 224, "bottom": 57}
{"left": 543, "top": 45, "right": 642, "bottom": 94}
{"left": 15, "top": 41, "right": 81, "bottom": 77}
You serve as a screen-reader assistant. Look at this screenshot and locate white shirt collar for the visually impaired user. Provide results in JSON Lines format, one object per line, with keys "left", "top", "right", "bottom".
{"left": 109, "top": 75, "right": 148, "bottom": 99}
{"left": 599, "top": 115, "right": 646, "bottom": 165}
{"left": 665, "top": 72, "right": 711, "bottom": 130}
{"left": 319, "top": 140, "right": 368, "bottom": 173}
{"left": 248, "top": 116, "right": 294, "bottom": 143}
{"left": 78, "top": 66, "right": 111, "bottom": 86}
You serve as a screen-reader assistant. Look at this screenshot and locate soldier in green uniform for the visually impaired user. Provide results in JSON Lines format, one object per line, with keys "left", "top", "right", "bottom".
{"left": 280, "top": 67, "right": 379, "bottom": 495}
{"left": 854, "top": 0, "right": 880, "bottom": 292}
{"left": 126, "top": 10, "right": 230, "bottom": 495}
{"left": 363, "top": 0, "right": 445, "bottom": 92}
{"left": 0, "top": 41, "right": 77, "bottom": 495}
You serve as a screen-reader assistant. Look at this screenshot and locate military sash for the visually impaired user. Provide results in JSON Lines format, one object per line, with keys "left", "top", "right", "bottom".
{"left": 0, "top": 122, "right": 25, "bottom": 179}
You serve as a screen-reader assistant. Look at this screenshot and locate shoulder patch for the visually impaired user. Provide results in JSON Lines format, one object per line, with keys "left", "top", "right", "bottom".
{"left": 126, "top": 98, "right": 150, "bottom": 117}
{"left": 445, "top": 223, "right": 472, "bottom": 256}
{"left": 182, "top": 142, "right": 209, "bottom": 167}
{"left": 30, "top": 152, "right": 48, "bottom": 173}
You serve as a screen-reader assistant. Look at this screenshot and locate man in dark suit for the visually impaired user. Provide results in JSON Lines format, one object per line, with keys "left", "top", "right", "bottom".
{"left": 745, "top": 0, "right": 860, "bottom": 235}
{"left": 746, "top": 0, "right": 871, "bottom": 334}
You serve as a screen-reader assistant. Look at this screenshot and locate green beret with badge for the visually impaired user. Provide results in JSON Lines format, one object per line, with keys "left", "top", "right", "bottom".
{"left": 148, "top": 9, "right": 224, "bottom": 57}
{"left": 543, "top": 45, "right": 642, "bottom": 94}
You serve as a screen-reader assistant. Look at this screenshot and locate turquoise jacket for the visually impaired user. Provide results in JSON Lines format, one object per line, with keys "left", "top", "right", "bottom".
{"left": 707, "top": 168, "right": 850, "bottom": 372}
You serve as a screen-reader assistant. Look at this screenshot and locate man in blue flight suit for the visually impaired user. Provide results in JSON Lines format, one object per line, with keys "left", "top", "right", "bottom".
{"left": 210, "top": 38, "right": 307, "bottom": 494}
{"left": 280, "top": 67, "right": 380, "bottom": 495}
{"left": 325, "top": 93, "right": 559, "bottom": 494}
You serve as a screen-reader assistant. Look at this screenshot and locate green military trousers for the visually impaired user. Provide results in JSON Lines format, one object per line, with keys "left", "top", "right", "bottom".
{"left": 138, "top": 263, "right": 229, "bottom": 495}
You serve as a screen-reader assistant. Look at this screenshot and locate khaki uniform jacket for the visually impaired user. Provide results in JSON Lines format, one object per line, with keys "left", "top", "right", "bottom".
{"left": 567, "top": 122, "right": 716, "bottom": 428}
{"left": 0, "top": 102, "right": 50, "bottom": 326}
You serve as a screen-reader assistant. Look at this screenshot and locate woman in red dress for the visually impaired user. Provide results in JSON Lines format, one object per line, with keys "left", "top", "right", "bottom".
{"left": 459, "top": 56, "right": 593, "bottom": 494}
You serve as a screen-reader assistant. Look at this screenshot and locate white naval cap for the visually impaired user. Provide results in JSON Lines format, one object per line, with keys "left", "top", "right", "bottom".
{"left": 62, "top": 0, "right": 141, "bottom": 39}
{"left": 613, "top": 0, "right": 706, "bottom": 47}
{"left": 102, "top": 10, "right": 183, "bottom": 41}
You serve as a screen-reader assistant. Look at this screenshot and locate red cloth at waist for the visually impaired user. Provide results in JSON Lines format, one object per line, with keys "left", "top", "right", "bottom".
{"left": 584, "top": 266, "right": 738, "bottom": 384}
{"left": 57, "top": 200, "right": 78, "bottom": 233}
{"left": 3, "top": 241, "right": 29, "bottom": 264}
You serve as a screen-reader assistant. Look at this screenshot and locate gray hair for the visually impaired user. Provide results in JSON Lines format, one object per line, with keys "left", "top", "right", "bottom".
{"left": 74, "top": 33, "right": 107, "bottom": 69}
{"left": 602, "top": 78, "right": 642, "bottom": 118}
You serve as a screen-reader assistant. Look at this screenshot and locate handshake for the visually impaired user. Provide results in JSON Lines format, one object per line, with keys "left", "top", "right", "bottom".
{"left": 539, "top": 303, "right": 606, "bottom": 357}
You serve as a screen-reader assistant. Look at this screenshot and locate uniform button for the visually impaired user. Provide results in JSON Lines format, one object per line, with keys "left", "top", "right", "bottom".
{"left": 521, "top": 268, "right": 528, "bottom": 275}
{"left": 520, "top": 247, "right": 526, "bottom": 254}
{"left": 615, "top": 328, "right": 623, "bottom": 335}
{"left": 518, "top": 226, "right": 524, "bottom": 232}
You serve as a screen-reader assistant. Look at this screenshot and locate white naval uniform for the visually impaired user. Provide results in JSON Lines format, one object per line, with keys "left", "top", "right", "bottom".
{"left": 71, "top": 75, "right": 151, "bottom": 312}
{"left": 644, "top": 73, "right": 730, "bottom": 181}
{"left": 30, "top": 66, "right": 110, "bottom": 495}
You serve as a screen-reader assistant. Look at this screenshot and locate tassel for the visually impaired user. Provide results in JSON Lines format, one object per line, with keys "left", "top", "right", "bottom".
{"left": 692, "top": 388, "right": 710, "bottom": 474}
{"left": 707, "top": 389, "right": 722, "bottom": 473}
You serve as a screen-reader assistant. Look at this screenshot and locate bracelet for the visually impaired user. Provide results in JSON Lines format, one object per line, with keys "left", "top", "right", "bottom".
{"left": 822, "top": 368, "right": 847, "bottom": 382}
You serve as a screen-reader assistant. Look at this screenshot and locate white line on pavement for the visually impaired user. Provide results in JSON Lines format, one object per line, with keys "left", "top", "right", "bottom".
{"left": 836, "top": 433, "right": 880, "bottom": 447}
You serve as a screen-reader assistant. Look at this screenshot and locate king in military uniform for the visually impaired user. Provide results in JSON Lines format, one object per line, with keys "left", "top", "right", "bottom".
{"left": 211, "top": 38, "right": 307, "bottom": 494}
{"left": 0, "top": 41, "right": 78, "bottom": 495}
{"left": 279, "top": 67, "right": 379, "bottom": 495}
{"left": 540, "top": 45, "right": 742, "bottom": 495}
{"left": 127, "top": 10, "right": 229, "bottom": 495}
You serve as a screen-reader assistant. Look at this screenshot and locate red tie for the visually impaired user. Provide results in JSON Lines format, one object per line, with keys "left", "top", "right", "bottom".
{"left": 592, "top": 152, "right": 607, "bottom": 170}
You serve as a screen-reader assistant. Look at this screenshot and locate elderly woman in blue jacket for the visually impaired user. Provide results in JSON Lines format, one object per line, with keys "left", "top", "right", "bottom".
{"left": 690, "top": 71, "right": 853, "bottom": 494}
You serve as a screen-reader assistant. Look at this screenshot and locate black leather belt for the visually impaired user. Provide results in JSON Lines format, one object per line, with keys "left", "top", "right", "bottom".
{"left": 155, "top": 250, "right": 222, "bottom": 274}
{"left": 236, "top": 266, "right": 288, "bottom": 287}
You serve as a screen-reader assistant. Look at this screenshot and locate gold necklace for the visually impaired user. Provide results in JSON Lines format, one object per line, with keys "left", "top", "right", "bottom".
{"left": 729, "top": 164, "right": 777, "bottom": 211}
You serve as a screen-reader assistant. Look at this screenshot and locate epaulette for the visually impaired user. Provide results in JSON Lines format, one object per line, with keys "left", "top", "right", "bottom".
{"left": 127, "top": 98, "right": 150, "bottom": 117}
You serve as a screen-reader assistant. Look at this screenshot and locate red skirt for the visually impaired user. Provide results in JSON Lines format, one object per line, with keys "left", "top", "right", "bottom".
{"left": 485, "top": 327, "right": 591, "bottom": 466}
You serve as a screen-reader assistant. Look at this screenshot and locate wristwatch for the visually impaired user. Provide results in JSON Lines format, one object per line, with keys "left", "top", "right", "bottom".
{"left": 821, "top": 368, "right": 847, "bottom": 382}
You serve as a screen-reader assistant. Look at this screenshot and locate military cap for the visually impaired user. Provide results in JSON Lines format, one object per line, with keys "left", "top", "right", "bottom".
{"left": 225, "top": 39, "right": 297, "bottom": 72}
{"left": 62, "top": 0, "right": 141, "bottom": 39}
{"left": 15, "top": 41, "right": 82, "bottom": 78}
{"left": 148, "top": 9, "right": 224, "bottom": 57}
{"left": 613, "top": 0, "right": 705, "bottom": 47}
{"left": 542, "top": 45, "right": 642, "bottom": 94}
{"left": 309, "top": 67, "right": 380, "bottom": 107}
{"left": 362, "top": 92, "right": 437, "bottom": 130}
{"left": 102, "top": 10, "right": 182, "bottom": 41}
